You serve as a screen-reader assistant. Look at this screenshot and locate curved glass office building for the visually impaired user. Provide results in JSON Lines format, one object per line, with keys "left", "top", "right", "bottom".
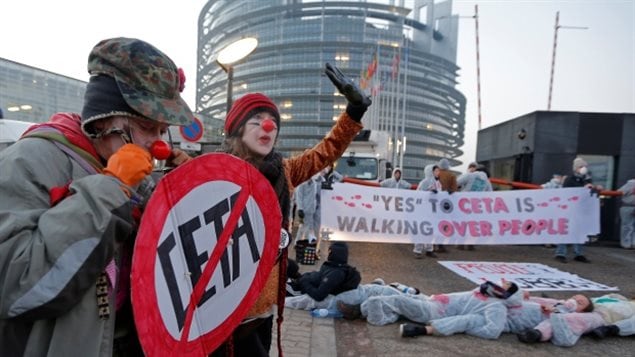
{"left": 197, "top": 0, "right": 465, "bottom": 180}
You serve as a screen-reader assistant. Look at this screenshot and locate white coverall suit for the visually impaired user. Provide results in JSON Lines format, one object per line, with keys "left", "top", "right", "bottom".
{"left": 360, "top": 287, "right": 523, "bottom": 339}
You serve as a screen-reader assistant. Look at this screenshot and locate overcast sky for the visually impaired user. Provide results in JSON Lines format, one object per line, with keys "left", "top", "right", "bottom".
{"left": 1, "top": 0, "right": 633, "bottom": 171}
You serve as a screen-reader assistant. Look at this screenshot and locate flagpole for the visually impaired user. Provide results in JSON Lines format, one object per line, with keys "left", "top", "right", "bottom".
{"left": 392, "top": 47, "right": 402, "bottom": 166}
{"left": 399, "top": 45, "right": 409, "bottom": 169}
{"left": 375, "top": 44, "right": 382, "bottom": 132}
{"left": 390, "top": 53, "right": 395, "bottom": 165}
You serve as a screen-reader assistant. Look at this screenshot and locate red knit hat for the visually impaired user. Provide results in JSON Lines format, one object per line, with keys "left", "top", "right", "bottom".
{"left": 224, "top": 93, "right": 280, "bottom": 136}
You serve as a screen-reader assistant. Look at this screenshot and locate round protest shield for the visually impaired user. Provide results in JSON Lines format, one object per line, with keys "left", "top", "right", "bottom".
{"left": 131, "top": 153, "right": 282, "bottom": 356}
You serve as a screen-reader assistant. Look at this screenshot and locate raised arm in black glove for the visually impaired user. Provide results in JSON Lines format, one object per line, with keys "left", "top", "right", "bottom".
{"left": 325, "top": 63, "right": 372, "bottom": 122}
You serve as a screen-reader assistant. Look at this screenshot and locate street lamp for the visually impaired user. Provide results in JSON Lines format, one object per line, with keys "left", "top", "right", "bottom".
{"left": 547, "top": 11, "right": 588, "bottom": 110}
{"left": 216, "top": 37, "right": 258, "bottom": 112}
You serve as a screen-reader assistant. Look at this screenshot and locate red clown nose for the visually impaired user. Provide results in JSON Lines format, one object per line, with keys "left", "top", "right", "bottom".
{"left": 261, "top": 119, "right": 277, "bottom": 133}
{"left": 150, "top": 140, "right": 172, "bottom": 160}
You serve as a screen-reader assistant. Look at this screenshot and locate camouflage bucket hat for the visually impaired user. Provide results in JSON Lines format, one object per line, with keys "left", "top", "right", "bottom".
{"left": 87, "top": 37, "right": 194, "bottom": 126}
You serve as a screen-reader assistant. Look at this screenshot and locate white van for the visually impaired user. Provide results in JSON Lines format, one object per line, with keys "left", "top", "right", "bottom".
{"left": 0, "top": 119, "right": 36, "bottom": 151}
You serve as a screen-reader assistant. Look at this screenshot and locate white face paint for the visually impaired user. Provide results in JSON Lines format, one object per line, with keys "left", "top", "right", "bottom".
{"left": 579, "top": 166, "right": 589, "bottom": 175}
{"left": 241, "top": 112, "right": 278, "bottom": 157}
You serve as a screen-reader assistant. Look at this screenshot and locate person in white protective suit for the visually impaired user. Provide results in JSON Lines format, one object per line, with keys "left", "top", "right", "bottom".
{"left": 516, "top": 294, "right": 595, "bottom": 345}
{"left": 502, "top": 292, "right": 550, "bottom": 334}
{"left": 456, "top": 163, "right": 492, "bottom": 251}
{"left": 457, "top": 163, "right": 493, "bottom": 192}
{"left": 295, "top": 171, "right": 325, "bottom": 256}
{"left": 590, "top": 296, "right": 635, "bottom": 339}
{"left": 617, "top": 178, "right": 635, "bottom": 249}
{"left": 503, "top": 290, "right": 594, "bottom": 336}
{"left": 338, "top": 280, "right": 522, "bottom": 340}
{"left": 541, "top": 174, "right": 565, "bottom": 190}
{"left": 412, "top": 164, "right": 441, "bottom": 258}
{"left": 380, "top": 167, "right": 411, "bottom": 189}
{"left": 285, "top": 279, "right": 422, "bottom": 313}
{"left": 518, "top": 293, "right": 635, "bottom": 346}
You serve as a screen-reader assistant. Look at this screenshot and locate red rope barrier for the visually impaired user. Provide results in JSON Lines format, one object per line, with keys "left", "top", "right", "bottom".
{"left": 341, "top": 176, "right": 622, "bottom": 197}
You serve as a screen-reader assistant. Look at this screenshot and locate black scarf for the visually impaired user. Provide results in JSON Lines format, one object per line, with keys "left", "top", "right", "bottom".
{"left": 258, "top": 150, "right": 290, "bottom": 229}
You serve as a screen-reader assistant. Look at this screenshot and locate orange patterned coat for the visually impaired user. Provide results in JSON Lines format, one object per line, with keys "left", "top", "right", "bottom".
{"left": 246, "top": 112, "right": 363, "bottom": 317}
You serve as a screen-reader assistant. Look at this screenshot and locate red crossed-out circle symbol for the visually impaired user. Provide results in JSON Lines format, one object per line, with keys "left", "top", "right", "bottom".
{"left": 132, "top": 153, "right": 281, "bottom": 356}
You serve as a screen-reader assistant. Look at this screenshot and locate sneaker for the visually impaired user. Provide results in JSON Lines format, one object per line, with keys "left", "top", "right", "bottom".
{"left": 554, "top": 255, "right": 567, "bottom": 263}
{"left": 413, "top": 252, "right": 423, "bottom": 259}
{"left": 517, "top": 329, "right": 542, "bottom": 343}
{"left": 573, "top": 255, "right": 591, "bottom": 263}
{"left": 425, "top": 251, "right": 438, "bottom": 258}
{"left": 399, "top": 323, "right": 427, "bottom": 338}
{"left": 337, "top": 301, "right": 362, "bottom": 320}
{"left": 590, "top": 325, "right": 619, "bottom": 339}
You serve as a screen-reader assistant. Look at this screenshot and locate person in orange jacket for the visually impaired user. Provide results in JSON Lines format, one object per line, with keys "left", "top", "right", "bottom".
{"left": 211, "top": 63, "right": 371, "bottom": 356}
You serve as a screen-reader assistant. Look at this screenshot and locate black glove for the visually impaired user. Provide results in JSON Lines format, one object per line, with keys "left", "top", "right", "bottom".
{"left": 430, "top": 189, "right": 438, "bottom": 194}
{"left": 298, "top": 209, "right": 305, "bottom": 219}
{"left": 321, "top": 180, "right": 334, "bottom": 190}
{"left": 589, "top": 187, "right": 601, "bottom": 197}
{"left": 325, "top": 63, "right": 372, "bottom": 122}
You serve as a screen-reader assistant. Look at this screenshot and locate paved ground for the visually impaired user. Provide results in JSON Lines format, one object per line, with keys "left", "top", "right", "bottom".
{"left": 272, "top": 241, "right": 635, "bottom": 356}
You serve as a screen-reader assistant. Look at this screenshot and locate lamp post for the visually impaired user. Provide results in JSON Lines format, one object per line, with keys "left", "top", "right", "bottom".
{"left": 547, "top": 12, "right": 588, "bottom": 110}
{"left": 216, "top": 37, "right": 258, "bottom": 112}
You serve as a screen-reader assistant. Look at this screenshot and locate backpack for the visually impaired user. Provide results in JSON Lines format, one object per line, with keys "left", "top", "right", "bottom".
{"left": 336, "top": 265, "right": 361, "bottom": 294}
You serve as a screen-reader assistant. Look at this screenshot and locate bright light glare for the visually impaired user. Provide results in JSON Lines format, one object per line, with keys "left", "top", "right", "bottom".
{"left": 217, "top": 37, "right": 258, "bottom": 65}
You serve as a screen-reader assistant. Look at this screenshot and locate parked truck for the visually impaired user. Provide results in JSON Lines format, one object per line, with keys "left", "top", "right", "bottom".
{"left": 334, "top": 129, "right": 392, "bottom": 182}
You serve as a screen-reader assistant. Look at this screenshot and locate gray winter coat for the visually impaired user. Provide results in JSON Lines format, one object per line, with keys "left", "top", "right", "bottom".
{"left": 0, "top": 134, "right": 134, "bottom": 356}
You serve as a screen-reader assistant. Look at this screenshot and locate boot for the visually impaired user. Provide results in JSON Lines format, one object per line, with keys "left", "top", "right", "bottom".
{"left": 517, "top": 329, "right": 542, "bottom": 343}
{"left": 400, "top": 323, "right": 427, "bottom": 338}
{"left": 590, "top": 325, "right": 620, "bottom": 339}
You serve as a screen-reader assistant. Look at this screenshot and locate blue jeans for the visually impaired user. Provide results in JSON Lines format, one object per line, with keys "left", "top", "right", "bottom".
{"left": 555, "top": 244, "right": 583, "bottom": 257}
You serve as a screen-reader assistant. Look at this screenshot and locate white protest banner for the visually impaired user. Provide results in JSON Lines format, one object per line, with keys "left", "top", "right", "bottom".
{"left": 321, "top": 184, "right": 599, "bottom": 244}
{"left": 132, "top": 153, "right": 281, "bottom": 356}
{"left": 438, "top": 261, "right": 618, "bottom": 291}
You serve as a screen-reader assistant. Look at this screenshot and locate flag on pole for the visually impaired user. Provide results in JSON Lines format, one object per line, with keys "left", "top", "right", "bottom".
{"left": 360, "top": 74, "right": 369, "bottom": 90}
{"left": 367, "top": 51, "right": 378, "bottom": 79}
{"left": 391, "top": 51, "right": 400, "bottom": 80}
{"left": 360, "top": 49, "right": 378, "bottom": 90}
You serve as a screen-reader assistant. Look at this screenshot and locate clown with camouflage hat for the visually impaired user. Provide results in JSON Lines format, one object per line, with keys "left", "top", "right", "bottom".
{"left": 0, "top": 37, "right": 194, "bottom": 356}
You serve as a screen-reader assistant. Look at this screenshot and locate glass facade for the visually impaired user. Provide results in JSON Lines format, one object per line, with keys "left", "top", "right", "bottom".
{"left": 0, "top": 58, "right": 86, "bottom": 124}
{"left": 197, "top": 0, "right": 466, "bottom": 181}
